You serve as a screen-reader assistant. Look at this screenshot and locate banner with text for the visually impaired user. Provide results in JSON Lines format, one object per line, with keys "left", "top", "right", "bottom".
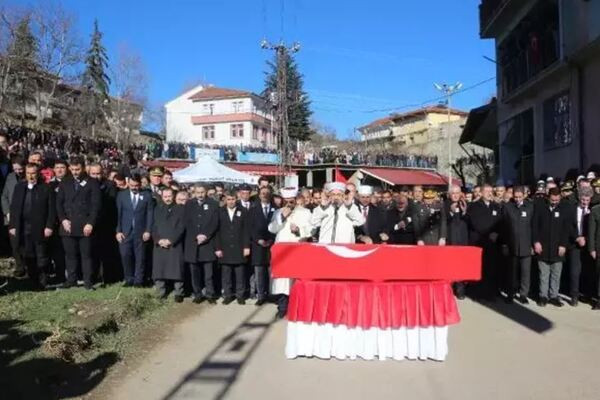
{"left": 194, "top": 148, "right": 223, "bottom": 161}
{"left": 237, "top": 152, "right": 279, "bottom": 164}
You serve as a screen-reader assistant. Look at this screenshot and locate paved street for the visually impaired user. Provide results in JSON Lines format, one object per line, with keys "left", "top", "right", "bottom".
{"left": 102, "top": 298, "right": 600, "bottom": 400}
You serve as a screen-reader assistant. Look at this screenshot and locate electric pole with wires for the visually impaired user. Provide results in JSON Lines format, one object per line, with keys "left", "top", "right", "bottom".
{"left": 261, "top": 39, "right": 300, "bottom": 188}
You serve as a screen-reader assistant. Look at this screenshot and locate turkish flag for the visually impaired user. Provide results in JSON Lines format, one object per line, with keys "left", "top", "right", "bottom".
{"left": 271, "top": 243, "right": 482, "bottom": 282}
{"left": 334, "top": 166, "right": 347, "bottom": 183}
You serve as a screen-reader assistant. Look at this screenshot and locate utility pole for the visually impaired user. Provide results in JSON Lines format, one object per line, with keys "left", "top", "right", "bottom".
{"left": 261, "top": 40, "right": 300, "bottom": 188}
{"left": 434, "top": 82, "right": 462, "bottom": 192}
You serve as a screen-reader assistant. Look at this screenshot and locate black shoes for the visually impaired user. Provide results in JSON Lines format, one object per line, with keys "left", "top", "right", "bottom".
{"left": 592, "top": 301, "right": 600, "bottom": 310}
{"left": 222, "top": 297, "right": 235, "bottom": 305}
{"left": 237, "top": 298, "right": 246, "bottom": 305}
{"left": 549, "top": 298, "right": 563, "bottom": 307}
{"left": 276, "top": 309, "right": 287, "bottom": 319}
{"left": 174, "top": 295, "right": 184, "bottom": 303}
{"left": 569, "top": 298, "right": 578, "bottom": 307}
{"left": 207, "top": 298, "right": 217, "bottom": 304}
{"left": 61, "top": 281, "right": 76, "bottom": 289}
{"left": 516, "top": 294, "right": 529, "bottom": 305}
{"left": 504, "top": 295, "right": 514, "bottom": 304}
{"left": 256, "top": 298, "right": 267, "bottom": 306}
{"left": 537, "top": 297, "right": 548, "bottom": 307}
{"left": 192, "top": 296, "right": 204, "bottom": 304}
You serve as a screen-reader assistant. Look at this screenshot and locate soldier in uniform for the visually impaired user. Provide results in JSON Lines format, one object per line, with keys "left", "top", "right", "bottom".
{"left": 561, "top": 180, "right": 577, "bottom": 206}
{"left": 388, "top": 193, "right": 417, "bottom": 245}
{"left": 414, "top": 189, "right": 447, "bottom": 246}
{"left": 148, "top": 167, "right": 165, "bottom": 203}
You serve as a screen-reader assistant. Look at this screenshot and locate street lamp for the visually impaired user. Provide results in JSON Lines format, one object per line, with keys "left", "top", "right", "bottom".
{"left": 434, "top": 82, "right": 463, "bottom": 192}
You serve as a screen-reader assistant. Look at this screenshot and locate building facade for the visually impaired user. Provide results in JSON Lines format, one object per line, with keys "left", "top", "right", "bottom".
{"left": 165, "top": 85, "right": 275, "bottom": 148}
{"left": 480, "top": 0, "right": 600, "bottom": 183}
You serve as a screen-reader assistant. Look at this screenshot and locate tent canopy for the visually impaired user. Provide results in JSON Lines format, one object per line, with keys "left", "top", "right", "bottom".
{"left": 173, "top": 156, "right": 258, "bottom": 185}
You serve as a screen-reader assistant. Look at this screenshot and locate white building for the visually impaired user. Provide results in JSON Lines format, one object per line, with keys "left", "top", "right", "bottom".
{"left": 165, "top": 85, "right": 275, "bottom": 148}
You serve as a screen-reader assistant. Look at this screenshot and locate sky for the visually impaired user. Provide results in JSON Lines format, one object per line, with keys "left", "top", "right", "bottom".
{"left": 29, "top": 0, "right": 496, "bottom": 138}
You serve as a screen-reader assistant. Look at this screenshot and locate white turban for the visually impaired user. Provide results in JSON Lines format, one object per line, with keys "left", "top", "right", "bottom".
{"left": 280, "top": 187, "right": 298, "bottom": 199}
{"left": 325, "top": 182, "right": 346, "bottom": 193}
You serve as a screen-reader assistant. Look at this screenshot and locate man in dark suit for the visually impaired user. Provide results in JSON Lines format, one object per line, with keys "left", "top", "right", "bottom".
{"left": 532, "top": 188, "right": 569, "bottom": 307}
{"left": 215, "top": 190, "right": 251, "bottom": 305}
{"left": 248, "top": 186, "right": 276, "bottom": 305}
{"left": 565, "top": 186, "right": 593, "bottom": 306}
{"left": 355, "top": 185, "right": 386, "bottom": 244}
{"left": 184, "top": 183, "right": 219, "bottom": 303}
{"left": 8, "top": 163, "right": 55, "bottom": 288}
{"left": 55, "top": 157, "right": 101, "bottom": 289}
{"left": 2, "top": 156, "right": 25, "bottom": 277}
{"left": 588, "top": 201, "right": 600, "bottom": 309}
{"left": 237, "top": 184, "right": 253, "bottom": 210}
{"left": 501, "top": 186, "right": 534, "bottom": 304}
{"left": 445, "top": 185, "right": 469, "bottom": 299}
{"left": 48, "top": 159, "right": 68, "bottom": 284}
{"left": 116, "top": 174, "right": 154, "bottom": 287}
{"left": 89, "top": 163, "right": 121, "bottom": 284}
{"left": 388, "top": 193, "right": 417, "bottom": 245}
{"left": 467, "top": 184, "right": 502, "bottom": 300}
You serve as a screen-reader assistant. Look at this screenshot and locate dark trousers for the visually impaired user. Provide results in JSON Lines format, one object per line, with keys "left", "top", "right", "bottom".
{"left": 62, "top": 236, "right": 93, "bottom": 287}
{"left": 50, "top": 234, "right": 66, "bottom": 283}
{"left": 221, "top": 264, "right": 245, "bottom": 299}
{"left": 475, "top": 242, "right": 500, "bottom": 298}
{"left": 119, "top": 237, "right": 146, "bottom": 285}
{"left": 277, "top": 294, "right": 289, "bottom": 314}
{"left": 508, "top": 256, "right": 531, "bottom": 297}
{"left": 155, "top": 279, "right": 184, "bottom": 297}
{"left": 190, "top": 262, "right": 215, "bottom": 299}
{"left": 568, "top": 247, "right": 590, "bottom": 300}
{"left": 23, "top": 239, "right": 49, "bottom": 287}
{"left": 96, "top": 233, "right": 122, "bottom": 284}
{"left": 9, "top": 230, "right": 24, "bottom": 274}
{"left": 253, "top": 265, "right": 269, "bottom": 300}
{"left": 595, "top": 257, "right": 600, "bottom": 300}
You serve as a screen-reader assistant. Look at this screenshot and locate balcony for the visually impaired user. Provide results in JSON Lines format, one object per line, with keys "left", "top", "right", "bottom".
{"left": 479, "top": 0, "right": 525, "bottom": 39}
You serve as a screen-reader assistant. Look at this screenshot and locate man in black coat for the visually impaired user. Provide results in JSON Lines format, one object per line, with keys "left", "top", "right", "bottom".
{"left": 501, "top": 186, "right": 534, "bottom": 304}
{"left": 89, "top": 163, "right": 121, "bottom": 284}
{"left": 183, "top": 183, "right": 219, "bottom": 303}
{"left": 48, "top": 159, "right": 68, "bottom": 284}
{"left": 152, "top": 188, "right": 186, "bottom": 303}
{"left": 116, "top": 174, "right": 154, "bottom": 287}
{"left": 532, "top": 188, "right": 569, "bottom": 307}
{"left": 467, "top": 184, "right": 502, "bottom": 300}
{"left": 355, "top": 185, "right": 387, "bottom": 244}
{"left": 56, "top": 157, "right": 101, "bottom": 290}
{"left": 564, "top": 186, "right": 593, "bottom": 306}
{"left": 388, "top": 193, "right": 417, "bottom": 245}
{"left": 8, "top": 163, "right": 55, "bottom": 288}
{"left": 248, "top": 186, "right": 276, "bottom": 305}
{"left": 215, "top": 190, "right": 251, "bottom": 305}
{"left": 445, "top": 185, "right": 469, "bottom": 299}
{"left": 2, "top": 156, "right": 25, "bottom": 277}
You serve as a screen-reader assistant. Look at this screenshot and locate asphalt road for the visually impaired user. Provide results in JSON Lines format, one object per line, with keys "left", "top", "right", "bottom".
{"left": 103, "top": 298, "right": 600, "bottom": 400}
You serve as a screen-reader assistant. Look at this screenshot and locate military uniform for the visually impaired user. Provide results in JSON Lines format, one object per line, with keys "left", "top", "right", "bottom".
{"left": 414, "top": 190, "right": 447, "bottom": 245}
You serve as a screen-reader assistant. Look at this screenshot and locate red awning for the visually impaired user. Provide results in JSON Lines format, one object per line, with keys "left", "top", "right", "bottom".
{"left": 360, "top": 167, "right": 457, "bottom": 186}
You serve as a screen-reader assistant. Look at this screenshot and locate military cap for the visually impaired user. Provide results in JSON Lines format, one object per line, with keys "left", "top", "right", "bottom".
{"left": 561, "top": 181, "right": 575, "bottom": 192}
{"left": 423, "top": 189, "right": 437, "bottom": 200}
{"left": 149, "top": 166, "right": 164, "bottom": 177}
{"left": 592, "top": 178, "right": 600, "bottom": 188}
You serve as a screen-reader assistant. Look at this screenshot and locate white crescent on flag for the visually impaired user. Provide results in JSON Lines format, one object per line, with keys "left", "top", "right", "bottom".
{"left": 317, "top": 244, "right": 379, "bottom": 259}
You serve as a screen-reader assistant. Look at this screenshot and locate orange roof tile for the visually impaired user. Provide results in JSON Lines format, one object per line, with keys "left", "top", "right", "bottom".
{"left": 188, "top": 86, "right": 253, "bottom": 101}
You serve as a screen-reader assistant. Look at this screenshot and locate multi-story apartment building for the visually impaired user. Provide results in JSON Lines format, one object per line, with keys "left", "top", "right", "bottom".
{"left": 479, "top": 0, "right": 600, "bottom": 183}
{"left": 165, "top": 85, "right": 275, "bottom": 148}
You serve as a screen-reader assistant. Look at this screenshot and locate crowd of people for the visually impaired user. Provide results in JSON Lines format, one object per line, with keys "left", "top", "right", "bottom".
{"left": 290, "top": 148, "right": 438, "bottom": 168}
{"left": 3, "top": 132, "right": 600, "bottom": 319}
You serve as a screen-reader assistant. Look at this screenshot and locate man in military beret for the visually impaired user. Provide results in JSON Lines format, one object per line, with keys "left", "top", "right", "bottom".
{"left": 148, "top": 167, "right": 165, "bottom": 203}
{"left": 414, "top": 188, "right": 447, "bottom": 246}
{"left": 561, "top": 180, "right": 577, "bottom": 206}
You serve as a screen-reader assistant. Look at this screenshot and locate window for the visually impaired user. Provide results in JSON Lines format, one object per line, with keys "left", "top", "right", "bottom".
{"left": 203, "top": 103, "right": 215, "bottom": 115}
{"left": 231, "top": 123, "right": 244, "bottom": 138}
{"left": 252, "top": 125, "right": 259, "bottom": 140}
{"left": 232, "top": 101, "right": 243, "bottom": 113}
{"left": 543, "top": 91, "right": 571, "bottom": 150}
{"left": 202, "top": 125, "right": 215, "bottom": 140}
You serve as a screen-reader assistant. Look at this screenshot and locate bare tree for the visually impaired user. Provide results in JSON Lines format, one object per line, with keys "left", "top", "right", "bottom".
{"left": 110, "top": 43, "right": 148, "bottom": 148}
{"left": 31, "top": 1, "right": 83, "bottom": 129}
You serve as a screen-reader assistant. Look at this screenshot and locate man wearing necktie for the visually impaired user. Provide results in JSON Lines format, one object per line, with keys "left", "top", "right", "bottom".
{"left": 116, "top": 174, "right": 154, "bottom": 287}
{"left": 249, "top": 187, "right": 276, "bottom": 305}
{"left": 566, "top": 187, "right": 593, "bottom": 307}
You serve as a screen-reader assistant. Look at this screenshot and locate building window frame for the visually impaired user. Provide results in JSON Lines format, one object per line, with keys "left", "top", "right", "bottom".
{"left": 230, "top": 123, "right": 244, "bottom": 139}
{"left": 202, "top": 125, "right": 215, "bottom": 140}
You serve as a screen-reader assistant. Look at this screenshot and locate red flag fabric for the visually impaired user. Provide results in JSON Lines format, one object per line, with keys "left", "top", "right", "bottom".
{"left": 334, "top": 166, "right": 347, "bottom": 183}
{"left": 271, "top": 243, "right": 482, "bottom": 282}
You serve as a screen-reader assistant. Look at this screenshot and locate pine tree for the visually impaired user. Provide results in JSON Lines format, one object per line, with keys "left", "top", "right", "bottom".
{"left": 263, "top": 52, "right": 313, "bottom": 142}
{"left": 80, "top": 19, "right": 111, "bottom": 137}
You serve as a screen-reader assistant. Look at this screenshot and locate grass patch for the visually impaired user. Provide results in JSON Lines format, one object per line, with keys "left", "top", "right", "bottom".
{"left": 0, "top": 261, "right": 174, "bottom": 399}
